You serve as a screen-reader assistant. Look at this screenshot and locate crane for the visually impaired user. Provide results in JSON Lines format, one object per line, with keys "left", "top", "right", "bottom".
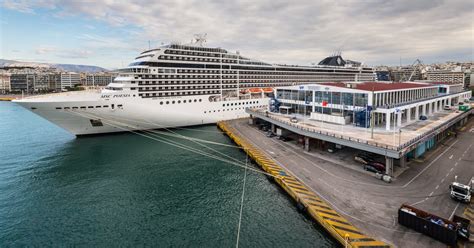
{"left": 403, "top": 59, "right": 424, "bottom": 81}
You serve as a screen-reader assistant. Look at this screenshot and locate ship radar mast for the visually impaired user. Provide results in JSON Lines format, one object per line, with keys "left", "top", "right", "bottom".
{"left": 192, "top": 33, "right": 207, "bottom": 47}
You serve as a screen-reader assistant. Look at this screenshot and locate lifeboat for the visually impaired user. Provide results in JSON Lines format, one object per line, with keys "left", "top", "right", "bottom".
{"left": 262, "top": 87, "right": 273, "bottom": 93}
{"left": 248, "top": 88, "right": 263, "bottom": 93}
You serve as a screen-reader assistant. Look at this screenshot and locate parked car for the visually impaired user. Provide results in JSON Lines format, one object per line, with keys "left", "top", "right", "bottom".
{"left": 368, "top": 161, "right": 386, "bottom": 172}
{"left": 290, "top": 116, "right": 298, "bottom": 123}
{"left": 354, "top": 154, "right": 373, "bottom": 164}
{"left": 443, "top": 105, "right": 451, "bottom": 110}
{"left": 266, "top": 131, "right": 275, "bottom": 137}
{"left": 363, "top": 164, "right": 380, "bottom": 173}
{"left": 277, "top": 136, "right": 291, "bottom": 142}
{"left": 262, "top": 126, "right": 269, "bottom": 132}
{"left": 419, "top": 115, "right": 428, "bottom": 120}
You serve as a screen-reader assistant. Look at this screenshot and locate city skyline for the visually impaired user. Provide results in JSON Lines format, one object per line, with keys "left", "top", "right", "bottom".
{"left": 1, "top": 0, "right": 473, "bottom": 69}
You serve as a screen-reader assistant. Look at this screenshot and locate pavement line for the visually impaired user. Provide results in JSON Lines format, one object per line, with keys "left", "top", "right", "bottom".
{"left": 449, "top": 202, "right": 461, "bottom": 220}
{"left": 403, "top": 139, "right": 459, "bottom": 188}
{"left": 429, "top": 192, "right": 434, "bottom": 197}
{"left": 450, "top": 168, "right": 454, "bottom": 172}
{"left": 449, "top": 154, "right": 453, "bottom": 159}
{"left": 441, "top": 178, "right": 445, "bottom": 183}
{"left": 454, "top": 162, "right": 458, "bottom": 166}
{"left": 435, "top": 185, "right": 439, "bottom": 190}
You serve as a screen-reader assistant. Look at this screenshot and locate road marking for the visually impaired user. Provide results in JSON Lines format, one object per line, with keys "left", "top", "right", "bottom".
{"left": 411, "top": 198, "right": 428, "bottom": 206}
{"left": 450, "top": 168, "right": 454, "bottom": 172}
{"left": 435, "top": 185, "right": 439, "bottom": 190}
{"left": 441, "top": 178, "right": 445, "bottom": 183}
{"left": 403, "top": 140, "right": 459, "bottom": 188}
{"left": 267, "top": 150, "right": 275, "bottom": 155}
{"left": 454, "top": 162, "right": 458, "bottom": 166}
{"left": 449, "top": 154, "right": 453, "bottom": 159}
{"left": 429, "top": 192, "right": 434, "bottom": 197}
{"left": 449, "top": 202, "right": 461, "bottom": 220}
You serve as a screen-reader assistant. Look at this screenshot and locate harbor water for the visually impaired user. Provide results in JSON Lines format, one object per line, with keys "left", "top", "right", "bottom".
{"left": 0, "top": 101, "right": 337, "bottom": 247}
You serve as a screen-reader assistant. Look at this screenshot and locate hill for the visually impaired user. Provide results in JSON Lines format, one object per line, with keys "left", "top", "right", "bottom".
{"left": 0, "top": 59, "right": 108, "bottom": 73}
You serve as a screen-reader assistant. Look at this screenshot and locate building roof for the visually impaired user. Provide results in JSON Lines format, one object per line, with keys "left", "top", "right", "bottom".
{"left": 319, "top": 82, "right": 434, "bottom": 92}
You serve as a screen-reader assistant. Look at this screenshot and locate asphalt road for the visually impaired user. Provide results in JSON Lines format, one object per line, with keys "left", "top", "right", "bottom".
{"left": 227, "top": 117, "right": 474, "bottom": 247}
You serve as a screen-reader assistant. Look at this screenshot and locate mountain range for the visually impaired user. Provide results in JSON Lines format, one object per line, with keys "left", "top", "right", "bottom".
{"left": 0, "top": 59, "right": 108, "bottom": 73}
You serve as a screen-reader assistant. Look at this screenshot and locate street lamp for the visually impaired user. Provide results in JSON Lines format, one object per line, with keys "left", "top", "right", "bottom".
{"left": 398, "top": 128, "right": 402, "bottom": 147}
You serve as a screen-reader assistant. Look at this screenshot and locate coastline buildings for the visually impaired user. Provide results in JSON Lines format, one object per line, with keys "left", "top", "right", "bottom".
{"left": 0, "top": 72, "right": 11, "bottom": 93}
{"left": 59, "top": 72, "right": 80, "bottom": 90}
{"left": 0, "top": 62, "right": 115, "bottom": 93}
{"left": 85, "top": 73, "right": 115, "bottom": 86}
{"left": 425, "top": 69, "right": 470, "bottom": 88}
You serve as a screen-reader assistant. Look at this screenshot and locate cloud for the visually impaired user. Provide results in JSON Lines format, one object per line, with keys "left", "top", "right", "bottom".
{"left": 34, "top": 45, "right": 92, "bottom": 58}
{"left": 35, "top": 46, "right": 56, "bottom": 54}
{"left": 3, "top": 0, "right": 473, "bottom": 66}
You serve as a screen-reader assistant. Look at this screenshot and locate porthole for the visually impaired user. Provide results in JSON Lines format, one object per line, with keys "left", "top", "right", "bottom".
{"left": 172, "top": 101, "right": 175, "bottom": 104}
{"left": 160, "top": 102, "right": 163, "bottom": 105}
{"left": 178, "top": 100, "right": 181, "bottom": 104}
{"left": 166, "top": 101, "right": 169, "bottom": 104}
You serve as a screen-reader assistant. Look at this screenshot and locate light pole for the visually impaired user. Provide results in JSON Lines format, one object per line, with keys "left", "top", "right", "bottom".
{"left": 398, "top": 128, "right": 402, "bottom": 147}
{"left": 370, "top": 86, "right": 375, "bottom": 139}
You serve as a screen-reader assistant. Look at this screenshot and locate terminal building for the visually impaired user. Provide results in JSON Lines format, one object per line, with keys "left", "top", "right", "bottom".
{"left": 248, "top": 81, "right": 472, "bottom": 177}
{"left": 273, "top": 81, "right": 470, "bottom": 131}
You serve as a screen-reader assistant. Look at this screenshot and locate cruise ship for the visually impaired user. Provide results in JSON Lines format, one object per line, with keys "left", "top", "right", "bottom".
{"left": 14, "top": 37, "right": 375, "bottom": 136}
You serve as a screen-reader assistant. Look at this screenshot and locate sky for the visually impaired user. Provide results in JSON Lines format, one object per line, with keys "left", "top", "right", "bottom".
{"left": 0, "top": 0, "right": 473, "bottom": 69}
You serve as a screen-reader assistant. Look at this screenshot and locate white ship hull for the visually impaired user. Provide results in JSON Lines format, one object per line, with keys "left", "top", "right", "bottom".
{"left": 14, "top": 91, "right": 268, "bottom": 136}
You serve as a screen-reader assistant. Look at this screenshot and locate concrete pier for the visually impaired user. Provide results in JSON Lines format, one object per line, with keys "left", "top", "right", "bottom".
{"left": 218, "top": 121, "right": 390, "bottom": 248}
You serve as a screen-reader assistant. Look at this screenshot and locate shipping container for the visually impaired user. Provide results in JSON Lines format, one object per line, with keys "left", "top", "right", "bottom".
{"left": 398, "top": 204, "right": 457, "bottom": 246}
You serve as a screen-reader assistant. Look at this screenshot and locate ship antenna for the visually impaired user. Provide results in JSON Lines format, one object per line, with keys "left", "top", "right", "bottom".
{"left": 193, "top": 33, "right": 207, "bottom": 47}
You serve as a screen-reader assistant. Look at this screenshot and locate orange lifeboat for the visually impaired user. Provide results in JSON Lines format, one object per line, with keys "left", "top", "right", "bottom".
{"left": 262, "top": 87, "right": 273, "bottom": 93}
{"left": 248, "top": 88, "right": 262, "bottom": 93}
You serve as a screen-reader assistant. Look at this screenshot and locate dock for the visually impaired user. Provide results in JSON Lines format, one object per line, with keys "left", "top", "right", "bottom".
{"left": 218, "top": 120, "right": 391, "bottom": 248}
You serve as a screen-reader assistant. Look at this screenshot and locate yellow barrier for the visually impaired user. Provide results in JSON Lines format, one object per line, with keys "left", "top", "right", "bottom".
{"left": 0, "top": 97, "right": 15, "bottom": 101}
{"left": 218, "top": 121, "right": 391, "bottom": 248}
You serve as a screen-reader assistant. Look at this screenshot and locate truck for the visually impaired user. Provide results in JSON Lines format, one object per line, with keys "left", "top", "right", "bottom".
{"left": 398, "top": 204, "right": 469, "bottom": 246}
{"left": 449, "top": 176, "right": 472, "bottom": 203}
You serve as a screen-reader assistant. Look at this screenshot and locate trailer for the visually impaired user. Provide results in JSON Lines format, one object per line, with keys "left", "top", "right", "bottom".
{"left": 398, "top": 204, "right": 458, "bottom": 246}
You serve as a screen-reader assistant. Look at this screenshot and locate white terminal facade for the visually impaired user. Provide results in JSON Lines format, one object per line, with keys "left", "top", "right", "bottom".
{"left": 274, "top": 81, "right": 472, "bottom": 131}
